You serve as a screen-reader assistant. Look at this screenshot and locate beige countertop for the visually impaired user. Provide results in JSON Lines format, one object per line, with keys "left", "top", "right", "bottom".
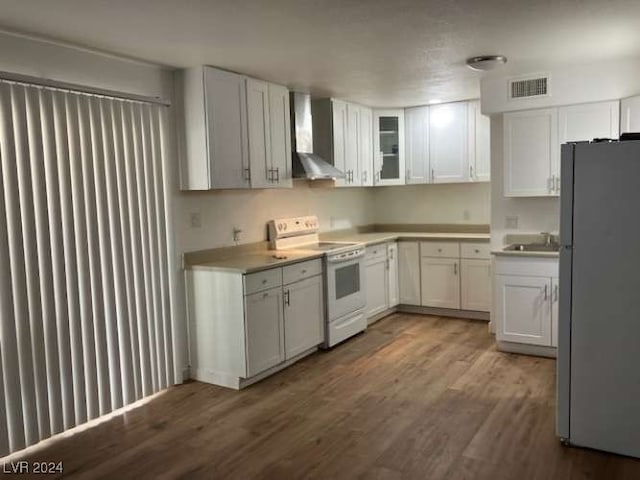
{"left": 185, "top": 229, "right": 490, "bottom": 274}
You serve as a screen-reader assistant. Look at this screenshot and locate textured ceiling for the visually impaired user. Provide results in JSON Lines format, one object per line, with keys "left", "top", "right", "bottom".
{"left": 1, "top": 0, "right": 639, "bottom": 107}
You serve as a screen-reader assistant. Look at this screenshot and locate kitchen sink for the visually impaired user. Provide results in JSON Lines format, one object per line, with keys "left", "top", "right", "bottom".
{"left": 504, "top": 243, "right": 560, "bottom": 252}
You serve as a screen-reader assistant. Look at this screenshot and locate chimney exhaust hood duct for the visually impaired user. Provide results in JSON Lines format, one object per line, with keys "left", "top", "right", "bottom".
{"left": 290, "top": 92, "right": 345, "bottom": 180}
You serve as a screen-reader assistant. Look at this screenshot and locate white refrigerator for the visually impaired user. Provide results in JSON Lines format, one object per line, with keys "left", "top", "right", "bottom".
{"left": 557, "top": 140, "right": 640, "bottom": 458}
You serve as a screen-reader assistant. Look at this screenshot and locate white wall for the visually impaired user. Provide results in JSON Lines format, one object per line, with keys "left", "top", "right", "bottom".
{"left": 489, "top": 115, "right": 559, "bottom": 250}
{"left": 176, "top": 183, "right": 375, "bottom": 252}
{"left": 481, "top": 57, "right": 640, "bottom": 114}
{"left": 373, "top": 183, "right": 490, "bottom": 226}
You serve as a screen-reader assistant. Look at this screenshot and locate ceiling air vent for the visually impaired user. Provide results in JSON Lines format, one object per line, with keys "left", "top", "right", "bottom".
{"left": 509, "top": 76, "right": 549, "bottom": 99}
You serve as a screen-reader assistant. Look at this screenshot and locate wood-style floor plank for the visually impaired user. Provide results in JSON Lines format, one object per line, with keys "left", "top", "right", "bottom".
{"left": 12, "top": 313, "right": 640, "bottom": 479}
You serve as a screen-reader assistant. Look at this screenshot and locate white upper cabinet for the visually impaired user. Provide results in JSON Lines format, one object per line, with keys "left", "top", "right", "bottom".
{"left": 504, "top": 101, "right": 620, "bottom": 197}
{"left": 503, "top": 108, "right": 558, "bottom": 197}
{"left": 332, "top": 99, "right": 349, "bottom": 187}
{"left": 470, "top": 100, "right": 491, "bottom": 182}
{"left": 621, "top": 95, "right": 640, "bottom": 133}
{"left": 429, "top": 102, "right": 470, "bottom": 184}
{"left": 246, "top": 79, "right": 272, "bottom": 189}
{"left": 345, "top": 103, "right": 361, "bottom": 186}
{"left": 267, "top": 83, "right": 293, "bottom": 188}
{"left": 180, "top": 66, "right": 291, "bottom": 190}
{"left": 405, "top": 106, "right": 430, "bottom": 184}
{"left": 246, "top": 79, "right": 292, "bottom": 189}
{"left": 374, "top": 109, "right": 405, "bottom": 186}
{"left": 181, "top": 66, "right": 250, "bottom": 190}
{"left": 360, "top": 106, "right": 374, "bottom": 186}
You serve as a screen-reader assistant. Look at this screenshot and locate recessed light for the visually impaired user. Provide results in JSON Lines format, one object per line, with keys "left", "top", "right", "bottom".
{"left": 428, "top": 99, "right": 442, "bottom": 105}
{"left": 466, "top": 55, "right": 507, "bottom": 71}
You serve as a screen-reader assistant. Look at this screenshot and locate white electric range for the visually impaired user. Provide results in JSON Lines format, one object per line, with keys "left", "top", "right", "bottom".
{"left": 268, "top": 216, "right": 367, "bottom": 347}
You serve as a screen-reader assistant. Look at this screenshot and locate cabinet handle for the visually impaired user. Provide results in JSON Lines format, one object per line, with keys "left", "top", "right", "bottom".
{"left": 438, "top": 248, "right": 442, "bottom": 252}
{"left": 548, "top": 176, "right": 554, "bottom": 194}
{"left": 275, "top": 167, "right": 280, "bottom": 183}
{"left": 262, "top": 279, "right": 268, "bottom": 284}
{"left": 431, "top": 168, "right": 435, "bottom": 182}
{"left": 554, "top": 284, "right": 559, "bottom": 302}
{"left": 244, "top": 167, "right": 251, "bottom": 182}
{"left": 454, "top": 263, "right": 458, "bottom": 275}
{"left": 301, "top": 269, "right": 307, "bottom": 274}
{"left": 406, "top": 168, "right": 410, "bottom": 180}
{"left": 363, "top": 170, "right": 367, "bottom": 183}
{"left": 554, "top": 175, "right": 560, "bottom": 193}
{"left": 285, "top": 290, "right": 290, "bottom": 306}
{"left": 470, "top": 165, "right": 474, "bottom": 180}
{"left": 263, "top": 292, "right": 269, "bottom": 299}
{"left": 544, "top": 284, "right": 548, "bottom": 301}
{"left": 474, "top": 249, "right": 480, "bottom": 253}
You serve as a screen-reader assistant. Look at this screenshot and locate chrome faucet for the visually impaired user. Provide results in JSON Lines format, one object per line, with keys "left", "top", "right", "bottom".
{"left": 541, "top": 232, "right": 553, "bottom": 246}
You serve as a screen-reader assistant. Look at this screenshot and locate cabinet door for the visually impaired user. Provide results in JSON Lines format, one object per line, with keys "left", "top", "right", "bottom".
{"left": 551, "top": 277, "right": 559, "bottom": 348}
{"left": 503, "top": 108, "right": 557, "bottom": 197}
{"left": 420, "top": 257, "right": 460, "bottom": 309}
{"left": 404, "top": 106, "right": 430, "bottom": 184}
{"left": 332, "top": 99, "right": 348, "bottom": 187}
{"left": 204, "top": 66, "right": 250, "bottom": 189}
{"left": 284, "top": 275, "right": 324, "bottom": 359}
{"left": 387, "top": 243, "right": 399, "bottom": 308}
{"left": 461, "top": 259, "right": 491, "bottom": 312}
{"left": 557, "top": 101, "right": 620, "bottom": 193}
{"left": 268, "top": 83, "right": 293, "bottom": 188}
{"left": 374, "top": 109, "right": 405, "bottom": 185}
{"left": 345, "top": 103, "right": 361, "bottom": 186}
{"left": 470, "top": 100, "right": 491, "bottom": 182}
{"left": 621, "top": 95, "right": 640, "bottom": 134}
{"left": 245, "top": 287, "right": 285, "bottom": 377}
{"left": 398, "top": 242, "right": 420, "bottom": 305}
{"left": 366, "top": 258, "right": 389, "bottom": 318}
{"left": 246, "top": 78, "right": 272, "bottom": 189}
{"left": 495, "top": 275, "right": 552, "bottom": 346}
{"left": 429, "top": 102, "right": 469, "bottom": 184}
{"left": 360, "top": 106, "right": 374, "bottom": 186}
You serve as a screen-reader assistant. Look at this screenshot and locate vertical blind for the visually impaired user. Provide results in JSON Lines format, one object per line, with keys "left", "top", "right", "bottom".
{"left": 0, "top": 80, "right": 176, "bottom": 456}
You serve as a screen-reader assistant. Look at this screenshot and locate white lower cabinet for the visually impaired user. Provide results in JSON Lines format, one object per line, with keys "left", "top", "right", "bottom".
{"left": 494, "top": 275, "right": 551, "bottom": 346}
{"left": 365, "top": 244, "right": 389, "bottom": 318}
{"left": 420, "top": 257, "right": 460, "bottom": 309}
{"left": 461, "top": 259, "right": 491, "bottom": 311}
{"left": 283, "top": 275, "right": 324, "bottom": 359}
{"left": 187, "top": 258, "right": 324, "bottom": 389}
{"left": 493, "top": 256, "right": 559, "bottom": 350}
{"left": 387, "top": 243, "right": 399, "bottom": 307}
{"left": 245, "top": 286, "right": 285, "bottom": 376}
{"left": 551, "top": 277, "right": 559, "bottom": 348}
{"left": 398, "top": 241, "right": 421, "bottom": 305}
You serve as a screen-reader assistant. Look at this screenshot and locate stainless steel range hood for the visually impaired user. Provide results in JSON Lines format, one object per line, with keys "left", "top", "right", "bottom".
{"left": 290, "top": 92, "right": 345, "bottom": 180}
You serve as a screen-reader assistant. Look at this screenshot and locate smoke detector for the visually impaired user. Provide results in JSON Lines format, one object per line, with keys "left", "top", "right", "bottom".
{"left": 466, "top": 55, "right": 507, "bottom": 71}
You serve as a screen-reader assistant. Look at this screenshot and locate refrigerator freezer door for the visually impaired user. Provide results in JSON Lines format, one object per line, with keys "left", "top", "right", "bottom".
{"left": 556, "top": 143, "right": 574, "bottom": 440}
{"left": 569, "top": 141, "right": 640, "bottom": 458}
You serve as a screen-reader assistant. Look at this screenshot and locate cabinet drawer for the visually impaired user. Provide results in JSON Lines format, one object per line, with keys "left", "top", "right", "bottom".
{"left": 460, "top": 242, "right": 490, "bottom": 259}
{"left": 366, "top": 244, "right": 388, "bottom": 262}
{"left": 420, "top": 241, "right": 460, "bottom": 258}
{"left": 283, "top": 259, "right": 322, "bottom": 285}
{"left": 244, "top": 268, "right": 283, "bottom": 295}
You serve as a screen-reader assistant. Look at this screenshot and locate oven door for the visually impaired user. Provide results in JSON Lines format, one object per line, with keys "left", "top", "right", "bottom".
{"left": 326, "top": 256, "right": 366, "bottom": 321}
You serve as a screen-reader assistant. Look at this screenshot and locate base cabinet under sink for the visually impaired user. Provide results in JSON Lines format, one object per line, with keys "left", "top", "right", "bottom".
{"left": 493, "top": 256, "right": 559, "bottom": 355}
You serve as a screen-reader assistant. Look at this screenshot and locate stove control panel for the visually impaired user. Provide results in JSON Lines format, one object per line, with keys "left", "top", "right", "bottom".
{"left": 268, "top": 215, "right": 319, "bottom": 240}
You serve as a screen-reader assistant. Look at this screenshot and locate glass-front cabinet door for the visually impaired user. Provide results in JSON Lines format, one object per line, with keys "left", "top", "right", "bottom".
{"left": 373, "top": 109, "right": 405, "bottom": 186}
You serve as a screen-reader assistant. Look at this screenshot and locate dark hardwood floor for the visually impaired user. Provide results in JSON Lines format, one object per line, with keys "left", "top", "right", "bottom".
{"left": 13, "top": 314, "right": 640, "bottom": 479}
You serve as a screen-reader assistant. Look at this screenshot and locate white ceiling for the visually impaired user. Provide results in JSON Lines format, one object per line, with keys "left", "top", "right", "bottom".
{"left": 1, "top": 0, "right": 640, "bottom": 107}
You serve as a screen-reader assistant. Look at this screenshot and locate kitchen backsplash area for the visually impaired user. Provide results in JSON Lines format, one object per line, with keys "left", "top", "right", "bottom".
{"left": 174, "top": 181, "right": 491, "bottom": 254}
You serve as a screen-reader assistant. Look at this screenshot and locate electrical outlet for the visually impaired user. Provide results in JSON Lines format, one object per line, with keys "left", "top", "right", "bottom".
{"left": 505, "top": 215, "right": 519, "bottom": 229}
{"left": 463, "top": 209, "right": 470, "bottom": 221}
{"left": 190, "top": 212, "right": 201, "bottom": 228}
